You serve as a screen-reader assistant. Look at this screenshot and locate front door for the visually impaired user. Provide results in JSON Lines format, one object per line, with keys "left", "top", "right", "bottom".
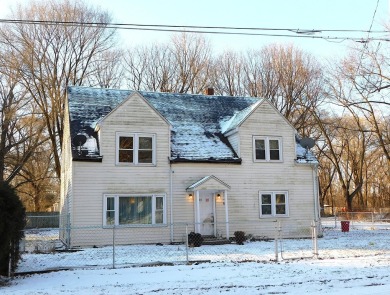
{"left": 198, "top": 191, "right": 215, "bottom": 236}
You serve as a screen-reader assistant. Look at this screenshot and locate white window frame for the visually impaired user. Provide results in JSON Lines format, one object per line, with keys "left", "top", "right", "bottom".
{"left": 259, "top": 191, "right": 289, "bottom": 218}
{"left": 253, "top": 136, "right": 283, "bottom": 162}
{"left": 116, "top": 132, "right": 156, "bottom": 166}
{"left": 103, "top": 194, "right": 166, "bottom": 227}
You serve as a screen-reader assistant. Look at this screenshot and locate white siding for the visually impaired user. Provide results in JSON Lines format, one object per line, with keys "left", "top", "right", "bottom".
{"left": 170, "top": 101, "right": 316, "bottom": 239}
{"left": 59, "top": 102, "right": 73, "bottom": 244}
{"left": 70, "top": 93, "right": 172, "bottom": 246}
{"left": 67, "top": 97, "right": 316, "bottom": 246}
{"left": 226, "top": 131, "right": 240, "bottom": 156}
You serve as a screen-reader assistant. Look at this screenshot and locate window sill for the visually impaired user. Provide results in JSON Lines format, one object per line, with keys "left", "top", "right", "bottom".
{"left": 253, "top": 160, "right": 284, "bottom": 163}
{"left": 115, "top": 163, "right": 156, "bottom": 167}
{"left": 103, "top": 224, "right": 167, "bottom": 229}
{"left": 259, "top": 215, "right": 289, "bottom": 218}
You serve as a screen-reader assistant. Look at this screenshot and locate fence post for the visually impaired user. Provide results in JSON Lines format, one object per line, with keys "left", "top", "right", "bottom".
{"left": 274, "top": 220, "right": 281, "bottom": 262}
{"left": 185, "top": 224, "right": 189, "bottom": 264}
{"left": 112, "top": 225, "right": 116, "bottom": 269}
{"left": 312, "top": 220, "right": 319, "bottom": 259}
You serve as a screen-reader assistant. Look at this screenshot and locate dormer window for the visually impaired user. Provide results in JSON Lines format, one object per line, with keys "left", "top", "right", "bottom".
{"left": 116, "top": 132, "right": 156, "bottom": 165}
{"left": 253, "top": 136, "right": 282, "bottom": 162}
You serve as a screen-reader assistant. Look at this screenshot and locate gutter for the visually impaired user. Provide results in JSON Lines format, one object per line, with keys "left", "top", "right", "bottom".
{"left": 170, "top": 158, "right": 242, "bottom": 164}
{"left": 72, "top": 157, "right": 103, "bottom": 162}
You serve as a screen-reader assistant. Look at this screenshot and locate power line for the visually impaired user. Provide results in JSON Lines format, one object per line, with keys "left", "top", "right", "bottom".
{"left": 356, "top": 0, "right": 381, "bottom": 73}
{"left": 0, "top": 18, "right": 387, "bottom": 33}
{"left": 0, "top": 18, "right": 388, "bottom": 43}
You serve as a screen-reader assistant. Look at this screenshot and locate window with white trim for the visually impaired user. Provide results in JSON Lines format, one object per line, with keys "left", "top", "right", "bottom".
{"left": 259, "top": 191, "right": 289, "bottom": 217}
{"left": 103, "top": 194, "right": 166, "bottom": 226}
{"left": 253, "top": 136, "right": 282, "bottom": 161}
{"left": 116, "top": 133, "right": 156, "bottom": 165}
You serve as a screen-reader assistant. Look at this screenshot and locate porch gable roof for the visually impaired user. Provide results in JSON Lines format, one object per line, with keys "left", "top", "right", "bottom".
{"left": 186, "top": 175, "right": 231, "bottom": 191}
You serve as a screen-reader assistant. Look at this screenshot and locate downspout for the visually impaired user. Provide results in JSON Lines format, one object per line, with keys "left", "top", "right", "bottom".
{"left": 169, "top": 161, "right": 174, "bottom": 243}
{"left": 312, "top": 163, "right": 321, "bottom": 233}
{"left": 313, "top": 163, "right": 320, "bottom": 221}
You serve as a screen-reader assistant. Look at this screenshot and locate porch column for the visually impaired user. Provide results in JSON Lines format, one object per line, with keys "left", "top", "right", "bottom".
{"left": 195, "top": 190, "right": 200, "bottom": 233}
{"left": 224, "top": 190, "right": 229, "bottom": 239}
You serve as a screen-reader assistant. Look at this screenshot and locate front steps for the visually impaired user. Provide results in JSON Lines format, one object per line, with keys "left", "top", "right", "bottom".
{"left": 202, "top": 236, "right": 231, "bottom": 245}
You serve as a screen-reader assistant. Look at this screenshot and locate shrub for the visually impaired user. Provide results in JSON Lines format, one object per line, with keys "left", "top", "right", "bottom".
{"left": 0, "top": 182, "right": 26, "bottom": 276}
{"left": 234, "top": 231, "right": 246, "bottom": 245}
{"left": 188, "top": 232, "right": 203, "bottom": 247}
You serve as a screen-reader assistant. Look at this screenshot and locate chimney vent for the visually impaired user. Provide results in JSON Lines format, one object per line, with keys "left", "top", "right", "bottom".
{"left": 204, "top": 88, "right": 214, "bottom": 95}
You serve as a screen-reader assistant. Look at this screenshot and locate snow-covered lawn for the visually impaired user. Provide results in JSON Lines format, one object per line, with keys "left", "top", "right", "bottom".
{"left": 2, "top": 223, "right": 390, "bottom": 294}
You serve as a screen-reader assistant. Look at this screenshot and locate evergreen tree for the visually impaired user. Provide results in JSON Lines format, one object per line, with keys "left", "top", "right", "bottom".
{"left": 0, "top": 182, "right": 26, "bottom": 276}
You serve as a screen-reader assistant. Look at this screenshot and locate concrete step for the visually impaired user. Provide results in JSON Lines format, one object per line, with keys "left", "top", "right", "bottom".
{"left": 202, "top": 237, "right": 231, "bottom": 245}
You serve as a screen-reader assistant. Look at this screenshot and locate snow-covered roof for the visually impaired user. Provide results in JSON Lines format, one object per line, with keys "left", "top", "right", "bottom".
{"left": 220, "top": 100, "right": 262, "bottom": 134}
{"left": 67, "top": 86, "right": 258, "bottom": 162}
{"left": 67, "top": 86, "right": 317, "bottom": 164}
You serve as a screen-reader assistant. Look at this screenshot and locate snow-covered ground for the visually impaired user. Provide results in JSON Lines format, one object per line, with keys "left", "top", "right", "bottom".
{"left": 2, "top": 221, "right": 390, "bottom": 294}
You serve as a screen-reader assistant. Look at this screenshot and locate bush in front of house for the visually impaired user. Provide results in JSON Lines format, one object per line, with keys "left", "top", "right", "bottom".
{"left": 234, "top": 231, "right": 246, "bottom": 245}
{"left": 188, "top": 232, "right": 203, "bottom": 247}
{"left": 0, "top": 182, "right": 26, "bottom": 276}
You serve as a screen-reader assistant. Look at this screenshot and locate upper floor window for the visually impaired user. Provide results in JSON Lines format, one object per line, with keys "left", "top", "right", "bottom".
{"left": 116, "top": 133, "right": 156, "bottom": 165}
{"left": 253, "top": 136, "right": 282, "bottom": 162}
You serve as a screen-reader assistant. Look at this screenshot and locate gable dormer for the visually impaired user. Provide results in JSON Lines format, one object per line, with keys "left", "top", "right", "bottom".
{"left": 96, "top": 92, "right": 171, "bottom": 166}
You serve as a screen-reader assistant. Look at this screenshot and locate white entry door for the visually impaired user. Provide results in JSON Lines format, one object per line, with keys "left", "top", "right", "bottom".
{"left": 198, "top": 191, "right": 215, "bottom": 236}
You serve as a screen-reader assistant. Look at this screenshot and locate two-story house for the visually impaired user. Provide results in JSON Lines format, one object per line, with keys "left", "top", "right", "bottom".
{"left": 60, "top": 86, "right": 319, "bottom": 247}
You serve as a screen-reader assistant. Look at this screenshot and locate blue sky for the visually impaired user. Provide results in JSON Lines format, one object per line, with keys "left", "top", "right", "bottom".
{"left": 0, "top": 0, "right": 388, "bottom": 59}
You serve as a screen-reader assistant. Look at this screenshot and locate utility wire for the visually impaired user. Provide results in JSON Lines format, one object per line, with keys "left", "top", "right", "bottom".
{"left": 356, "top": 0, "right": 381, "bottom": 73}
{"left": 0, "top": 18, "right": 388, "bottom": 42}
{"left": 0, "top": 18, "right": 387, "bottom": 33}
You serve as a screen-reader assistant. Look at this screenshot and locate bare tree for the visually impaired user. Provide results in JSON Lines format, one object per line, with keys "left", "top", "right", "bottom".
{"left": 241, "top": 44, "right": 324, "bottom": 134}
{"left": 0, "top": 0, "right": 117, "bottom": 178}
{"left": 214, "top": 51, "right": 245, "bottom": 96}
{"left": 317, "top": 154, "right": 337, "bottom": 213}
{"left": 243, "top": 47, "right": 279, "bottom": 99}
{"left": 123, "top": 33, "right": 213, "bottom": 94}
{"left": 14, "top": 144, "right": 59, "bottom": 212}
{"left": 170, "top": 33, "right": 213, "bottom": 94}
{"left": 0, "top": 55, "right": 45, "bottom": 185}
{"left": 124, "top": 43, "right": 177, "bottom": 92}
{"left": 313, "top": 110, "right": 370, "bottom": 211}
{"left": 314, "top": 59, "right": 380, "bottom": 211}
{"left": 339, "top": 49, "right": 390, "bottom": 164}
{"left": 87, "top": 49, "right": 125, "bottom": 89}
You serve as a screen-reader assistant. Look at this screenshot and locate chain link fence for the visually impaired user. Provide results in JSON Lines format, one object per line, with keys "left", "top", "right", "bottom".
{"left": 323, "top": 211, "right": 390, "bottom": 230}
{"left": 16, "top": 220, "right": 319, "bottom": 274}
{"left": 14, "top": 216, "right": 390, "bottom": 276}
{"left": 25, "top": 213, "right": 59, "bottom": 229}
